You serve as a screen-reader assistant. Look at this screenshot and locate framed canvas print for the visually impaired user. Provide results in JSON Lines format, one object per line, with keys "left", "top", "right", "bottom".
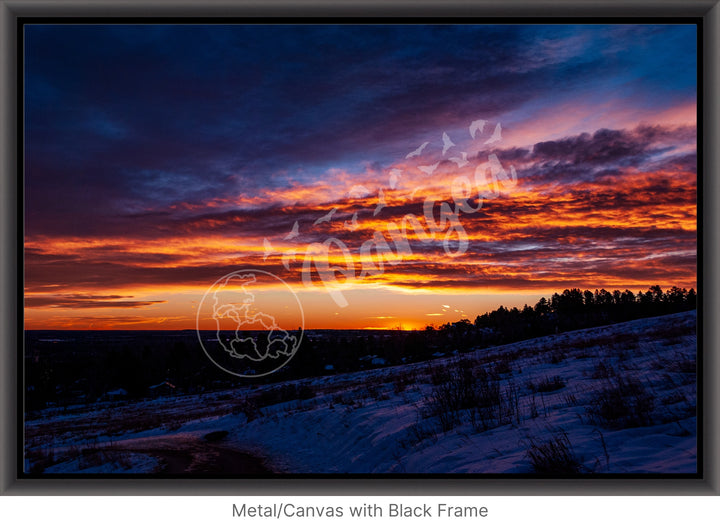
{"left": 3, "top": 0, "right": 718, "bottom": 496}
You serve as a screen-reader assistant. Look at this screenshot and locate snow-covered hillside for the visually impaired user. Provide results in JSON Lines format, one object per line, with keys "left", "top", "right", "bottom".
{"left": 25, "top": 311, "right": 697, "bottom": 475}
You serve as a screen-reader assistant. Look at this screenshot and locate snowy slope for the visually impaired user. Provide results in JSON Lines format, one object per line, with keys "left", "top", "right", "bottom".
{"left": 25, "top": 311, "right": 697, "bottom": 474}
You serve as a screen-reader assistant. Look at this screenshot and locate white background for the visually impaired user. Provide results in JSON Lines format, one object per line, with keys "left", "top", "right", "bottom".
{"left": 1, "top": 496, "right": 719, "bottom": 531}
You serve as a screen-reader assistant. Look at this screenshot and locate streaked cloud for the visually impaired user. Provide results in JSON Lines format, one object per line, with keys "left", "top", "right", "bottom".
{"left": 24, "top": 24, "right": 697, "bottom": 329}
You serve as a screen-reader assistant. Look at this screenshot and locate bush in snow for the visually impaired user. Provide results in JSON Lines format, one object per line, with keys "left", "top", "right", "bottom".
{"left": 586, "top": 374, "right": 655, "bottom": 428}
{"left": 526, "top": 430, "right": 582, "bottom": 474}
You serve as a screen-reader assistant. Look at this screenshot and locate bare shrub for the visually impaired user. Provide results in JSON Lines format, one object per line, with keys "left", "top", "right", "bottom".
{"left": 527, "top": 393, "right": 539, "bottom": 419}
{"left": 423, "top": 362, "right": 519, "bottom": 433}
{"left": 469, "top": 368, "right": 505, "bottom": 431}
{"left": 470, "top": 373, "right": 521, "bottom": 431}
{"left": 560, "top": 391, "right": 578, "bottom": 408}
{"left": 586, "top": 375, "right": 655, "bottom": 428}
{"left": 507, "top": 381, "right": 522, "bottom": 423}
{"left": 526, "top": 431, "right": 582, "bottom": 474}
{"left": 401, "top": 419, "right": 439, "bottom": 449}
{"left": 425, "top": 365, "right": 478, "bottom": 431}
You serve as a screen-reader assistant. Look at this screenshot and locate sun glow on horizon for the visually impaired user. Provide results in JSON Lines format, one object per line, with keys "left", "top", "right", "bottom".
{"left": 24, "top": 25, "right": 697, "bottom": 331}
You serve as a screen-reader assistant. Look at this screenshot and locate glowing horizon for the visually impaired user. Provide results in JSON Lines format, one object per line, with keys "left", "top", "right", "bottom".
{"left": 24, "top": 24, "right": 697, "bottom": 331}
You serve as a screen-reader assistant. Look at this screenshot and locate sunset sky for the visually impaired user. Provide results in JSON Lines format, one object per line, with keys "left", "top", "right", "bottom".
{"left": 24, "top": 24, "right": 698, "bottom": 330}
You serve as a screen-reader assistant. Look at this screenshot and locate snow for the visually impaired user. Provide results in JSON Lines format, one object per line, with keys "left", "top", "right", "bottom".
{"left": 25, "top": 311, "right": 697, "bottom": 475}
{"left": 43, "top": 452, "right": 160, "bottom": 474}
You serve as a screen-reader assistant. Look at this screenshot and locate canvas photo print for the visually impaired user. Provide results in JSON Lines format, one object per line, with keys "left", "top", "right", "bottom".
{"left": 22, "top": 22, "right": 698, "bottom": 476}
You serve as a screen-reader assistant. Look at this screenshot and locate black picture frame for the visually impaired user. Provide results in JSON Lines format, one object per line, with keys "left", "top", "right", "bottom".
{"left": 2, "top": 0, "right": 718, "bottom": 495}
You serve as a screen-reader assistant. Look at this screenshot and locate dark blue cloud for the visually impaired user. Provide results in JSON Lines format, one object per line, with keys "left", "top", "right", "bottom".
{"left": 24, "top": 23, "right": 697, "bottom": 237}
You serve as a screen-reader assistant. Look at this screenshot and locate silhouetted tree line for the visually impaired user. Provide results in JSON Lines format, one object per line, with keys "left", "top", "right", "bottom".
{"left": 434, "top": 285, "right": 696, "bottom": 351}
{"left": 25, "top": 285, "right": 695, "bottom": 411}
